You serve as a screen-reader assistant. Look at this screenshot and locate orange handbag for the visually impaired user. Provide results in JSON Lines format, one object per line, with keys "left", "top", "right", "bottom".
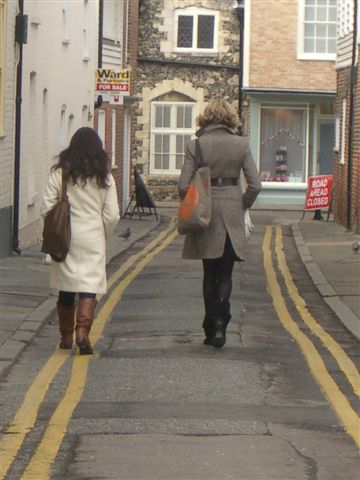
{"left": 177, "top": 139, "right": 211, "bottom": 235}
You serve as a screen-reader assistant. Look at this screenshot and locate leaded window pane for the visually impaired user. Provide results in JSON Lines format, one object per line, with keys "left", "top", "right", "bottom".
{"left": 184, "top": 107, "right": 192, "bottom": 128}
{"left": 197, "top": 15, "right": 214, "bottom": 49}
{"left": 317, "top": 24, "right": 326, "bottom": 37}
{"left": 305, "top": 6, "right": 315, "bottom": 21}
{"left": 175, "top": 134, "right": 191, "bottom": 170}
{"left": 177, "top": 16, "right": 193, "bottom": 48}
{"left": 162, "top": 154, "right": 170, "bottom": 169}
{"left": 304, "top": 37, "right": 315, "bottom": 52}
{"left": 176, "top": 105, "right": 185, "bottom": 128}
{"left": 163, "top": 135, "right": 170, "bottom": 152}
{"left": 327, "top": 38, "right": 336, "bottom": 53}
{"left": 305, "top": 24, "right": 315, "bottom": 36}
{"left": 163, "top": 106, "right": 171, "bottom": 127}
{"left": 317, "top": 7, "right": 326, "bottom": 21}
{"left": 155, "top": 106, "right": 163, "bottom": 128}
{"left": 328, "top": 23, "right": 336, "bottom": 38}
{"left": 316, "top": 37, "right": 326, "bottom": 53}
{"left": 154, "top": 154, "right": 162, "bottom": 170}
{"left": 328, "top": 6, "right": 336, "bottom": 22}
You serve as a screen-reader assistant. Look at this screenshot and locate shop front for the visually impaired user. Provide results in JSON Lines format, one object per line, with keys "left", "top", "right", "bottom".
{"left": 246, "top": 91, "right": 336, "bottom": 206}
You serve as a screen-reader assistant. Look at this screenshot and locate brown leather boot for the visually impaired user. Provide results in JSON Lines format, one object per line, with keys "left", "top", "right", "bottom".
{"left": 57, "top": 303, "right": 76, "bottom": 349}
{"left": 75, "top": 298, "right": 97, "bottom": 355}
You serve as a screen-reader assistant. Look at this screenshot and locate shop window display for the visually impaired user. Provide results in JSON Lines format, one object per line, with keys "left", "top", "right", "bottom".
{"left": 260, "top": 108, "right": 307, "bottom": 183}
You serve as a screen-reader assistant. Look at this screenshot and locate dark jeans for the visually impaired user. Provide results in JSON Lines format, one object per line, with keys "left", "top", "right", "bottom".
{"left": 58, "top": 291, "right": 96, "bottom": 307}
{"left": 201, "top": 235, "right": 236, "bottom": 335}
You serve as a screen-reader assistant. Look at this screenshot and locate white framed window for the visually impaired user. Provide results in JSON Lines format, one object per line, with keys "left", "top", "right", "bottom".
{"left": 298, "top": 0, "right": 337, "bottom": 60}
{"left": 103, "top": 0, "right": 122, "bottom": 43}
{"left": 150, "top": 102, "right": 195, "bottom": 174}
{"left": 0, "top": 0, "right": 5, "bottom": 136}
{"left": 340, "top": 98, "right": 346, "bottom": 165}
{"left": 174, "top": 7, "right": 219, "bottom": 54}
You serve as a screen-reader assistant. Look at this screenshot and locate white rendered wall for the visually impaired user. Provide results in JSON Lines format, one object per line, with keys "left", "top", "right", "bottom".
{"left": 0, "top": 0, "right": 17, "bottom": 213}
{"left": 19, "top": 0, "right": 99, "bottom": 248}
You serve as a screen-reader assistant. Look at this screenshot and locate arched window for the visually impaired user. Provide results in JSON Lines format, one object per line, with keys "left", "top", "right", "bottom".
{"left": 150, "top": 92, "right": 196, "bottom": 174}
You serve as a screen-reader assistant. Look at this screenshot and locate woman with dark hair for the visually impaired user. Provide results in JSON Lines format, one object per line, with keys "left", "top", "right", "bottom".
{"left": 178, "top": 100, "right": 261, "bottom": 348}
{"left": 41, "top": 127, "right": 119, "bottom": 354}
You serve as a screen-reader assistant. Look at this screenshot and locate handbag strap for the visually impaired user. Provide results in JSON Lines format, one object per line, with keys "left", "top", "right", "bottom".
{"left": 195, "top": 139, "right": 205, "bottom": 168}
{"left": 60, "top": 169, "right": 68, "bottom": 200}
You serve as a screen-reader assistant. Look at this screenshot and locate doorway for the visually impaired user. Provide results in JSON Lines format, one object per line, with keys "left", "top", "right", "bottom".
{"left": 317, "top": 119, "right": 335, "bottom": 175}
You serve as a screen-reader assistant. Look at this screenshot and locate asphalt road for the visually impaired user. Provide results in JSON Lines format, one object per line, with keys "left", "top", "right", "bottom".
{"left": 1, "top": 217, "right": 359, "bottom": 480}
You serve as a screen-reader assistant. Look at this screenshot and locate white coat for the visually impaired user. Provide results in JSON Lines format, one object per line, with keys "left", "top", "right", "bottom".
{"left": 41, "top": 168, "right": 120, "bottom": 294}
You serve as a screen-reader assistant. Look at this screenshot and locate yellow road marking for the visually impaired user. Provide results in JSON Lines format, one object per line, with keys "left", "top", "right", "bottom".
{"left": 0, "top": 352, "right": 69, "bottom": 478}
{"left": 263, "top": 226, "right": 360, "bottom": 449}
{"left": 0, "top": 221, "right": 176, "bottom": 479}
{"left": 106, "top": 218, "right": 176, "bottom": 292}
{"left": 21, "top": 229, "right": 177, "bottom": 479}
{"left": 275, "top": 225, "right": 360, "bottom": 398}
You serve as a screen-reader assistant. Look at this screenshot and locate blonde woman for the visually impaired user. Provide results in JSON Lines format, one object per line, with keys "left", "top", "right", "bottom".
{"left": 178, "top": 100, "right": 261, "bottom": 348}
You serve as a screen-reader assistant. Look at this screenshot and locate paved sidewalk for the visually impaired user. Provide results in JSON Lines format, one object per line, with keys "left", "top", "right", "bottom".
{"left": 0, "top": 213, "right": 160, "bottom": 377}
{"left": 0, "top": 209, "right": 359, "bottom": 378}
{"left": 293, "top": 214, "right": 360, "bottom": 340}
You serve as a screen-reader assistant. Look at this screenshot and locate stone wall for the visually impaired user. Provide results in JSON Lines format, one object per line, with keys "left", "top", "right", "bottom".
{"left": 134, "top": 0, "right": 241, "bottom": 201}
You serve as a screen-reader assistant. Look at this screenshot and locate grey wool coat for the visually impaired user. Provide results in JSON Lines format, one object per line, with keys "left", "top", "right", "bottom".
{"left": 178, "top": 124, "right": 262, "bottom": 261}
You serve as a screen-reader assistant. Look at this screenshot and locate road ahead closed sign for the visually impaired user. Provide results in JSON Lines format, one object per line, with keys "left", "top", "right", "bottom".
{"left": 304, "top": 175, "right": 333, "bottom": 210}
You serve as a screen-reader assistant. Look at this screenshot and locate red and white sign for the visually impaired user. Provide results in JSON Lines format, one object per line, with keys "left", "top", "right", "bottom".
{"left": 95, "top": 68, "right": 130, "bottom": 96}
{"left": 304, "top": 175, "right": 333, "bottom": 210}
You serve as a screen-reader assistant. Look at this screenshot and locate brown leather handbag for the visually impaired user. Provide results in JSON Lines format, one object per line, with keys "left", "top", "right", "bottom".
{"left": 41, "top": 170, "right": 71, "bottom": 262}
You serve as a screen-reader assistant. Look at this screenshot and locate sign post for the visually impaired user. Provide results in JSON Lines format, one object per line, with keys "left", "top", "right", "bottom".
{"left": 302, "top": 174, "right": 333, "bottom": 220}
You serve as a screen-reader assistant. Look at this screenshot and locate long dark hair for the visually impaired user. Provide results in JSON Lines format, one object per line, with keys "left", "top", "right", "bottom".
{"left": 53, "top": 127, "right": 109, "bottom": 188}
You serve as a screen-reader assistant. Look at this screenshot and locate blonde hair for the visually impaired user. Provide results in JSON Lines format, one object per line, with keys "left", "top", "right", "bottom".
{"left": 197, "top": 99, "right": 240, "bottom": 130}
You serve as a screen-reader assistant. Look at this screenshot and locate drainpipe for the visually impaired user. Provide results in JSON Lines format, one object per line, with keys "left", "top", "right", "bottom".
{"left": 346, "top": 0, "right": 357, "bottom": 229}
{"left": 95, "top": 0, "right": 103, "bottom": 109}
{"left": 13, "top": 0, "right": 28, "bottom": 254}
{"left": 232, "top": 0, "right": 245, "bottom": 135}
{"left": 98, "top": 0, "right": 103, "bottom": 68}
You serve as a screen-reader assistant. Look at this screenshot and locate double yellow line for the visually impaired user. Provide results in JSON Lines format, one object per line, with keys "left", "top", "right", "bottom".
{"left": 0, "top": 221, "right": 177, "bottom": 480}
{"left": 263, "top": 225, "right": 360, "bottom": 449}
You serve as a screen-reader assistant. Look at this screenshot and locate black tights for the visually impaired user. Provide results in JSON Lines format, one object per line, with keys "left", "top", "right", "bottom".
{"left": 202, "top": 235, "right": 236, "bottom": 315}
{"left": 58, "top": 290, "right": 96, "bottom": 307}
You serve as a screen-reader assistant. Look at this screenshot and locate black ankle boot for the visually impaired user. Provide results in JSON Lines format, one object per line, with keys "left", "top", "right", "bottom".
{"left": 202, "top": 313, "right": 216, "bottom": 345}
{"left": 212, "top": 300, "right": 231, "bottom": 349}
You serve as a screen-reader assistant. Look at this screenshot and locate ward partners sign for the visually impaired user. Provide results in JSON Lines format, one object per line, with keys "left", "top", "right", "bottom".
{"left": 304, "top": 175, "right": 333, "bottom": 210}
{"left": 95, "top": 68, "right": 130, "bottom": 95}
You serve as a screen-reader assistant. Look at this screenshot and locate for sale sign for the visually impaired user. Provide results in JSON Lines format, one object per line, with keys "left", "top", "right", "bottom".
{"left": 304, "top": 175, "right": 333, "bottom": 210}
{"left": 95, "top": 68, "right": 130, "bottom": 95}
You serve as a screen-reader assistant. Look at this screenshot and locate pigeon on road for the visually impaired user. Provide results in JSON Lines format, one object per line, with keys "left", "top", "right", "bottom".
{"left": 119, "top": 227, "right": 131, "bottom": 240}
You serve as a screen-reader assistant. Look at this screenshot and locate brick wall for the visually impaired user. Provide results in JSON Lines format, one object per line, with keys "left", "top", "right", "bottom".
{"left": 95, "top": 0, "right": 139, "bottom": 214}
{"left": 94, "top": 103, "right": 124, "bottom": 212}
{"left": 249, "top": 0, "right": 336, "bottom": 91}
{"left": 334, "top": 65, "right": 360, "bottom": 233}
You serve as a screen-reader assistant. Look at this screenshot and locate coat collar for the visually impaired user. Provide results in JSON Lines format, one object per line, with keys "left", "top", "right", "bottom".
{"left": 196, "top": 124, "right": 237, "bottom": 137}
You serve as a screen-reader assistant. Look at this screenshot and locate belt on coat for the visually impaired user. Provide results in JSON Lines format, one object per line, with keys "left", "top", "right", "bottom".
{"left": 211, "top": 177, "right": 239, "bottom": 187}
